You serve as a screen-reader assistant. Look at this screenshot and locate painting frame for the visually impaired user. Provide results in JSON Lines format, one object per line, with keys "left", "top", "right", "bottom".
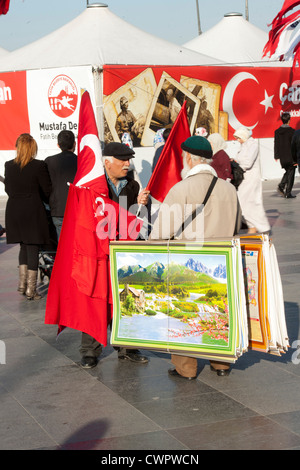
{"left": 110, "top": 241, "right": 240, "bottom": 361}
{"left": 103, "top": 68, "right": 157, "bottom": 146}
{"left": 180, "top": 75, "right": 221, "bottom": 136}
{"left": 240, "top": 237, "right": 270, "bottom": 352}
{"left": 141, "top": 72, "right": 200, "bottom": 147}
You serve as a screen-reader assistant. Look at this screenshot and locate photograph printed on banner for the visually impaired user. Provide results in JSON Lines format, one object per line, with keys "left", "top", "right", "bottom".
{"left": 103, "top": 68, "right": 157, "bottom": 147}
{"left": 218, "top": 111, "right": 229, "bottom": 141}
{"left": 141, "top": 72, "right": 200, "bottom": 147}
{"left": 180, "top": 75, "right": 221, "bottom": 137}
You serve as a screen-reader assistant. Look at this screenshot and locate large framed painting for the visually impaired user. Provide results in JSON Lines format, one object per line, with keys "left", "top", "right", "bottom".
{"left": 110, "top": 241, "right": 244, "bottom": 363}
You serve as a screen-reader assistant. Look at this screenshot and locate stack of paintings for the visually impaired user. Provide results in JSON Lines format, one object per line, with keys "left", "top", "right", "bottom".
{"left": 110, "top": 236, "right": 289, "bottom": 363}
{"left": 240, "top": 235, "right": 289, "bottom": 355}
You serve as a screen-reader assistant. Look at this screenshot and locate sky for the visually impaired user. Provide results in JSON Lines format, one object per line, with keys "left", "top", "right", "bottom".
{"left": 0, "top": 0, "right": 286, "bottom": 52}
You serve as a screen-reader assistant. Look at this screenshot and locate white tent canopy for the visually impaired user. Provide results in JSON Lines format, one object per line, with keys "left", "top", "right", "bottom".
{"left": 0, "top": 3, "right": 224, "bottom": 196}
{"left": 0, "top": 47, "right": 8, "bottom": 58}
{"left": 0, "top": 3, "right": 221, "bottom": 72}
{"left": 184, "top": 12, "right": 275, "bottom": 66}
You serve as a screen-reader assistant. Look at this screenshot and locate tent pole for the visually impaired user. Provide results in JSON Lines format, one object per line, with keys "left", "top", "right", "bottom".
{"left": 92, "top": 67, "right": 105, "bottom": 144}
{"left": 196, "top": 0, "right": 202, "bottom": 35}
{"left": 245, "top": 0, "right": 249, "bottom": 21}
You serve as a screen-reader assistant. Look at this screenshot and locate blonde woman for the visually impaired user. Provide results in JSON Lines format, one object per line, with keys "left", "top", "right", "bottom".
{"left": 5, "top": 134, "right": 52, "bottom": 299}
{"left": 233, "top": 128, "right": 270, "bottom": 234}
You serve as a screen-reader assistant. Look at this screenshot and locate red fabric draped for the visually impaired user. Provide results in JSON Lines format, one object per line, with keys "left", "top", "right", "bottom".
{"left": 146, "top": 101, "right": 190, "bottom": 202}
{"left": 0, "top": 0, "right": 10, "bottom": 15}
{"left": 263, "top": 1, "right": 300, "bottom": 68}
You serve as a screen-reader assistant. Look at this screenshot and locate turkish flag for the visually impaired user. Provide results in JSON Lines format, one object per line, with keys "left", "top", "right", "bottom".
{"left": 263, "top": 0, "right": 300, "bottom": 66}
{"left": 275, "top": 0, "right": 300, "bottom": 21}
{"left": 0, "top": 0, "right": 10, "bottom": 15}
{"left": 45, "top": 91, "right": 143, "bottom": 345}
{"left": 73, "top": 91, "right": 107, "bottom": 193}
{"left": 147, "top": 101, "right": 190, "bottom": 202}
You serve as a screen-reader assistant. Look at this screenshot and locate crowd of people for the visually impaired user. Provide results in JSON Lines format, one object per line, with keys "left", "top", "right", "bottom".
{"left": 2, "top": 115, "right": 297, "bottom": 380}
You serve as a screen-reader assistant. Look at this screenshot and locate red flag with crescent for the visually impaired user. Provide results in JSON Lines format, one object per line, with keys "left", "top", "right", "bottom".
{"left": 147, "top": 101, "right": 191, "bottom": 202}
{"left": 263, "top": 1, "right": 300, "bottom": 69}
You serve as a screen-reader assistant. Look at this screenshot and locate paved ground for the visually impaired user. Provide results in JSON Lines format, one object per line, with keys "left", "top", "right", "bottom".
{"left": 1, "top": 178, "right": 300, "bottom": 451}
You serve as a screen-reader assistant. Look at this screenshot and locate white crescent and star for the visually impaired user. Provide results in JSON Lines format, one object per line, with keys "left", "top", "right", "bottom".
{"left": 75, "top": 133, "right": 104, "bottom": 187}
{"left": 260, "top": 90, "right": 274, "bottom": 114}
{"left": 223, "top": 72, "right": 274, "bottom": 131}
{"left": 95, "top": 197, "right": 106, "bottom": 216}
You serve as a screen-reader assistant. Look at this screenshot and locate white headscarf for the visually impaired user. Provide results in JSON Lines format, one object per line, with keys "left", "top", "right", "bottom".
{"left": 207, "top": 133, "right": 227, "bottom": 155}
{"left": 195, "top": 127, "right": 208, "bottom": 137}
{"left": 233, "top": 127, "right": 251, "bottom": 142}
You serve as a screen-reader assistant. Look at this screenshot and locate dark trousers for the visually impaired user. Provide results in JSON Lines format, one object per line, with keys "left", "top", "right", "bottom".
{"left": 52, "top": 216, "right": 63, "bottom": 241}
{"left": 19, "top": 243, "right": 39, "bottom": 271}
{"left": 80, "top": 333, "right": 103, "bottom": 358}
{"left": 279, "top": 164, "right": 296, "bottom": 196}
{"left": 80, "top": 333, "right": 132, "bottom": 358}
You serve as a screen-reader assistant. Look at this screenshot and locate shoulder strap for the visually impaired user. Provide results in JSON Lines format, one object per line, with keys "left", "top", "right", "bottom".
{"left": 174, "top": 176, "right": 218, "bottom": 239}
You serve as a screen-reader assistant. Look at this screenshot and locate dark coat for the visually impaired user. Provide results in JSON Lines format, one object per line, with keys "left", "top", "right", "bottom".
{"left": 291, "top": 128, "right": 300, "bottom": 164}
{"left": 274, "top": 125, "right": 296, "bottom": 167}
{"left": 45, "top": 150, "right": 77, "bottom": 217}
{"left": 211, "top": 149, "right": 233, "bottom": 180}
{"left": 107, "top": 176, "right": 140, "bottom": 211}
{"left": 4, "top": 159, "right": 52, "bottom": 245}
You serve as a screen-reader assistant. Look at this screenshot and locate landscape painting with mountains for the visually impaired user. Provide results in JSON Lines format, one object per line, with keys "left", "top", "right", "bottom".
{"left": 115, "top": 251, "right": 230, "bottom": 347}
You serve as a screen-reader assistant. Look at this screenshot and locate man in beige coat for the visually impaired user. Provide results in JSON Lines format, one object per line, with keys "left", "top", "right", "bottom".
{"left": 150, "top": 136, "right": 241, "bottom": 379}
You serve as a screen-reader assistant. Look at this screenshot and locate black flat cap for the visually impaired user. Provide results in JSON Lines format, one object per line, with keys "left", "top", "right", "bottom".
{"left": 103, "top": 142, "right": 135, "bottom": 160}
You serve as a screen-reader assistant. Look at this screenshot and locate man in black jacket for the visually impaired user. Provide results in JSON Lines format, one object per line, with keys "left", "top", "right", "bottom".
{"left": 80, "top": 142, "right": 150, "bottom": 369}
{"left": 274, "top": 112, "right": 297, "bottom": 199}
{"left": 45, "top": 131, "right": 77, "bottom": 239}
{"left": 292, "top": 127, "right": 300, "bottom": 181}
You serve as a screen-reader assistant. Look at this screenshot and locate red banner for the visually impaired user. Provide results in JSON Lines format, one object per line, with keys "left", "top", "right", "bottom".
{"left": 0, "top": 71, "right": 30, "bottom": 150}
{"left": 0, "top": 65, "right": 299, "bottom": 152}
{"left": 103, "top": 65, "right": 300, "bottom": 141}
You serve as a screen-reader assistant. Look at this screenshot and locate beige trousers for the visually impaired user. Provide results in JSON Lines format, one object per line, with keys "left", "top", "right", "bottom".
{"left": 171, "top": 355, "right": 230, "bottom": 378}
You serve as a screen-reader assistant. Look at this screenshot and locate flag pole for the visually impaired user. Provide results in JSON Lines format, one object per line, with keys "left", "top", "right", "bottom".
{"left": 196, "top": 0, "right": 202, "bottom": 35}
{"left": 245, "top": 0, "right": 249, "bottom": 21}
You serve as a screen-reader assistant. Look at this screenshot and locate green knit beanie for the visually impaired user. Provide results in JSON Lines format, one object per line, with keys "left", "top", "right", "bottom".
{"left": 181, "top": 136, "right": 213, "bottom": 159}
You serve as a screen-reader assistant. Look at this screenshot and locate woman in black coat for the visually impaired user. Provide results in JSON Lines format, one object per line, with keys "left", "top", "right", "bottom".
{"left": 5, "top": 134, "right": 52, "bottom": 300}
